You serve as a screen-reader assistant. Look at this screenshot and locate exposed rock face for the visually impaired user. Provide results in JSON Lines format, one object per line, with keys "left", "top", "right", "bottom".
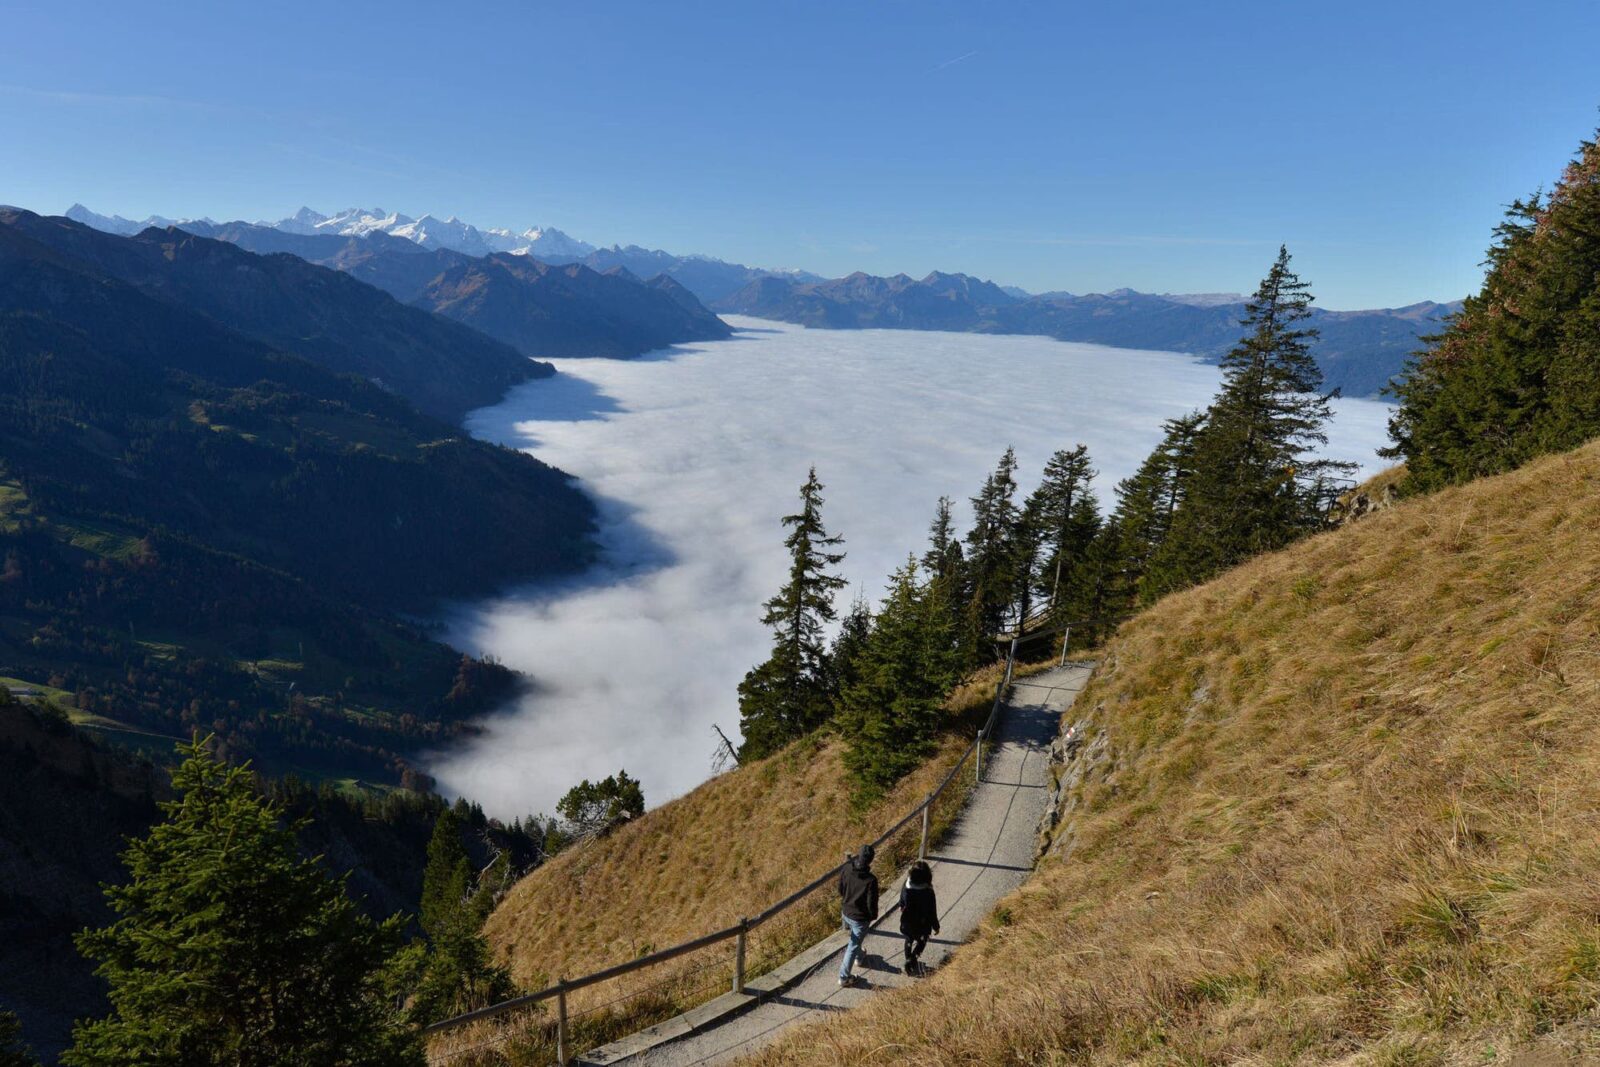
{"left": 1328, "top": 482, "right": 1398, "bottom": 526}
{"left": 1035, "top": 662, "right": 1116, "bottom": 861}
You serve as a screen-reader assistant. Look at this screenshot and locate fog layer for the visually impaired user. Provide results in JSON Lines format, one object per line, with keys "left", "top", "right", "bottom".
{"left": 429, "top": 317, "right": 1395, "bottom": 817}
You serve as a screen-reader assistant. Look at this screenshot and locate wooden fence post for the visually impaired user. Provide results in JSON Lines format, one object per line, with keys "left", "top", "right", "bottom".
{"left": 556, "top": 981, "right": 569, "bottom": 1066}
{"left": 733, "top": 919, "right": 749, "bottom": 994}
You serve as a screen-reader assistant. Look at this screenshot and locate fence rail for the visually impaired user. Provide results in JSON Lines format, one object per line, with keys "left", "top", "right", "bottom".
{"left": 424, "top": 614, "right": 1118, "bottom": 1062}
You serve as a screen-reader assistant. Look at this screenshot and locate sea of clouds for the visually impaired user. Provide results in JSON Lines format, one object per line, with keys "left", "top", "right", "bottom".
{"left": 428, "top": 317, "right": 1396, "bottom": 818}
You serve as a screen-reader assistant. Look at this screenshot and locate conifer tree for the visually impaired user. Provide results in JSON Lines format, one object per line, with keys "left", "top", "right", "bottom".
{"left": 65, "top": 740, "right": 421, "bottom": 1067}
{"left": 737, "top": 468, "right": 848, "bottom": 759}
{"left": 841, "top": 558, "right": 959, "bottom": 800}
{"left": 1029, "top": 444, "right": 1097, "bottom": 613}
{"left": 921, "top": 497, "right": 971, "bottom": 665}
{"left": 826, "top": 592, "right": 874, "bottom": 707}
{"left": 1104, "top": 412, "right": 1204, "bottom": 606}
{"left": 412, "top": 809, "right": 514, "bottom": 1024}
{"left": 1149, "top": 248, "right": 1352, "bottom": 594}
{"left": 1387, "top": 131, "right": 1600, "bottom": 488}
{"left": 0, "top": 1011, "right": 38, "bottom": 1067}
{"left": 963, "top": 448, "right": 1022, "bottom": 645}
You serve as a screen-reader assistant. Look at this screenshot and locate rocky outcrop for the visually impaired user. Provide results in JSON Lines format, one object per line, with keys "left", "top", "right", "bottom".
{"left": 1035, "top": 662, "right": 1116, "bottom": 861}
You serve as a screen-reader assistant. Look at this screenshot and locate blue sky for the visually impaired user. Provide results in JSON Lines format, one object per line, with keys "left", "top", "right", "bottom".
{"left": 3, "top": 0, "right": 1597, "bottom": 308}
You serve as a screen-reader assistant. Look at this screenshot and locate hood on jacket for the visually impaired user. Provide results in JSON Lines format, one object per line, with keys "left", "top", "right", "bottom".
{"left": 853, "top": 844, "right": 875, "bottom": 872}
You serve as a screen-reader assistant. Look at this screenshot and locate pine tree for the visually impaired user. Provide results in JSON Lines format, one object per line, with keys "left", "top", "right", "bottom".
{"left": 1150, "top": 248, "right": 1352, "bottom": 593}
{"left": 737, "top": 468, "right": 848, "bottom": 759}
{"left": 1029, "top": 444, "right": 1097, "bottom": 614}
{"left": 65, "top": 739, "right": 421, "bottom": 1067}
{"left": 963, "top": 448, "right": 1022, "bottom": 646}
{"left": 921, "top": 496, "right": 971, "bottom": 665}
{"left": 0, "top": 1011, "right": 38, "bottom": 1067}
{"left": 842, "top": 558, "right": 959, "bottom": 801}
{"left": 412, "top": 810, "right": 514, "bottom": 1024}
{"left": 825, "top": 592, "right": 874, "bottom": 708}
{"left": 1387, "top": 131, "right": 1600, "bottom": 488}
{"left": 1104, "top": 412, "right": 1204, "bottom": 606}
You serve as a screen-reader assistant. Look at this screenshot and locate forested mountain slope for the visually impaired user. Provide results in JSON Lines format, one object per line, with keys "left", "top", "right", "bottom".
{"left": 2, "top": 210, "right": 547, "bottom": 424}
{"left": 0, "top": 209, "right": 595, "bottom": 785}
{"left": 743, "top": 439, "right": 1600, "bottom": 1065}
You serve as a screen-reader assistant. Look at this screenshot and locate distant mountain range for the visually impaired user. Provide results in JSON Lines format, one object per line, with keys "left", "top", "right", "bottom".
{"left": 67, "top": 202, "right": 1456, "bottom": 395}
{"left": 69, "top": 202, "right": 824, "bottom": 307}
{"left": 173, "top": 220, "right": 732, "bottom": 361}
{"left": 718, "top": 273, "right": 1460, "bottom": 398}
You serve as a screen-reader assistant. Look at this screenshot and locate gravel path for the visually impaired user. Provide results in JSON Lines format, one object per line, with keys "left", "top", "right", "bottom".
{"left": 583, "top": 664, "right": 1090, "bottom": 1066}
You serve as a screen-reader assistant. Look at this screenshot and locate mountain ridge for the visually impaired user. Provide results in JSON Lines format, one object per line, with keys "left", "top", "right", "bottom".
{"left": 718, "top": 271, "right": 1462, "bottom": 397}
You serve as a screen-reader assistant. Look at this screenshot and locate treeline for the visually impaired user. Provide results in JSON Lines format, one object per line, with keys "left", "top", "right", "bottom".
{"left": 1387, "top": 128, "right": 1600, "bottom": 489}
{"left": 738, "top": 248, "right": 1353, "bottom": 798}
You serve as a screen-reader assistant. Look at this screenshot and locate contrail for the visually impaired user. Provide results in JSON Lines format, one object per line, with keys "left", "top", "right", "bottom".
{"left": 934, "top": 50, "right": 978, "bottom": 71}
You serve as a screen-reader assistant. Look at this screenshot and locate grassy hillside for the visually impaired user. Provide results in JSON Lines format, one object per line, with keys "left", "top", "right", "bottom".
{"left": 742, "top": 439, "right": 1600, "bottom": 1065}
{"left": 445, "top": 666, "right": 1012, "bottom": 1057}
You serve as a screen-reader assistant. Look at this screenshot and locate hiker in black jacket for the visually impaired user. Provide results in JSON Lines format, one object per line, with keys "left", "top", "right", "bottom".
{"left": 837, "top": 844, "right": 878, "bottom": 986}
{"left": 898, "top": 860, "right": 939, "bottom": 974}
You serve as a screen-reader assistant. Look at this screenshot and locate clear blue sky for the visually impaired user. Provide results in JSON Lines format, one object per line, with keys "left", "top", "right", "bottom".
{"left": 4, "top": 0, "right": 1597, "bottom": 308}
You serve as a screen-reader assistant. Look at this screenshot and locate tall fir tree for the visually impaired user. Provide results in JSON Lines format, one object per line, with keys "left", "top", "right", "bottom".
{"left": 1103, "top": 412, "right": 1204, "bottom": 607}
{"left": 1148, "top": 248, "right": 1352, "bottom": 595}
{"left": 737, "top": 468, "right": 848, "bottom": 759}
{"left": 1029, "top": 444, "right": 1097, "bottom": 614}
{"left": 841, "top": 557, "right": 960, "bottom": 801}
{"left": 963, "top": 448, "right": 1022, "bottom": 649}
{"left": 411, "top": 809, "right": 514, "bottom": 1024}
{"left": 64, "top": 740, "right": 421, "bottom": 1067}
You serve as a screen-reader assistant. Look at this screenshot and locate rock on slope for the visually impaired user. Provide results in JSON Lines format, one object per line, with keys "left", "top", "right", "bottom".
{"left": 741, "top": 439, "right": 1600, "bottom": 1065}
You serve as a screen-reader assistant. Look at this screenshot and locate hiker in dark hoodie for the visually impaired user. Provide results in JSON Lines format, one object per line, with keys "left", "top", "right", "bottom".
{"left": 837, "top": 844, "right": 878, "bottom": 987}
{"left": 898, "top": 860, "right": 939, "bottom": 974}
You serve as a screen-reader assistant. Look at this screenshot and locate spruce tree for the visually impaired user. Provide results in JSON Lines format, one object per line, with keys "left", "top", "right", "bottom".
{"left": 921, "top": 497, "right": 971, "bottom": 665}
{"left": 1149, "top": 248, "right": 1352, "bottom": 594}
{"left": 1104, "top": 412, "right": 1204, "bottom": 607}
{"left": 412, "top": 809, "right": 514, "bottom": 1024}
{"left": 1387, "top": 131, "right": 1600, "bottom": 488}
{"left": 0, "top": 1011, "right": 37, "bottom": 1067}
{"left": 841, "top": 558, "right": 958, "bottom": 801}
{"left": 65, "top": 740, "right": 421, "bottom": 1067}
{"left": 826, "top": 592, "right": 874, "bottom": 708}
{"left": 963, "top": 448, "right": 1022, "bottom": 646}
{"left": 737, "top": 468, "right": 848, "bottom": 759}
{"left": 1030, "top": 444, "right": 1097, "bottom": 613}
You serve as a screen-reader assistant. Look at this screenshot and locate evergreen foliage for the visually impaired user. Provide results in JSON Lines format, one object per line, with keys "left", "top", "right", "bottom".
{"left": 0, "top": 1011, "right": 38, "bottom": 1067}
{"left": 737, "top": 468, "right": 848, "bottom": 758}
{"left": 840, "top": 558, "right": 961, "bottom": 801}
{"left": 1145, "top": 247, "right": 1351, "bottom": 595}
{"left": 1387, "top": 130, "right": 1600, "bottom": 489}
{"left": 1026, "top": 444, "right": 1098, "bottom": 617}
{"left": 64, "top": 739, "right": 421, "bottom": 1067}
{"left": 555, "top": 771, "right": 646, "bottom": 837}
{"left": 963, "top": 448, "right": 1023, "bottom": 647}
{"left": 411, "top": 808, "right": 515, "bottom": 1024}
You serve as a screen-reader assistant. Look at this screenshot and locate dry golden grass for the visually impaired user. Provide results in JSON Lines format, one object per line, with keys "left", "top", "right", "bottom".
{"left": 740, "top": 441, "right": 1600, "bottom": 1066}
{"left": 426, "top": 661, "right": 1016, "bottom": 1063}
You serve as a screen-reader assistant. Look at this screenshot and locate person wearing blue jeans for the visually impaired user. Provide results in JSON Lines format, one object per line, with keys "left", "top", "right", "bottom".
{"left": 837, "top": 844, "right": 879, "bottom": 986}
